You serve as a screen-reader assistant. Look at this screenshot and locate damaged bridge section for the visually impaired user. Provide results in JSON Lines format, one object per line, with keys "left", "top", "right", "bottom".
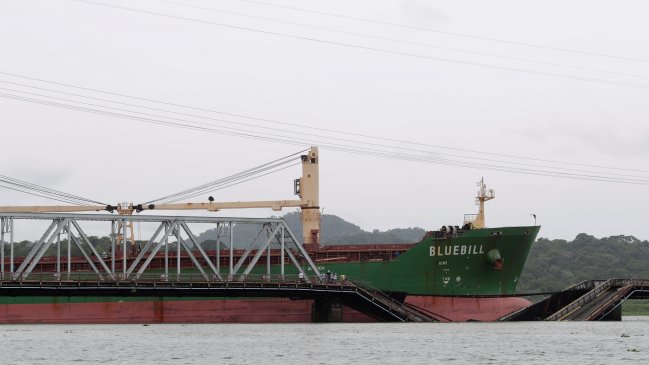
{"left": 500, "top": 279, "right": 649, "bottom": 321}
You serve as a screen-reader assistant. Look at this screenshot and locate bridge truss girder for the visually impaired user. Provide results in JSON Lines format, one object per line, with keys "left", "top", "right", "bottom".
{"left": 0, "top": 213, "right": 321, "bottom": 282}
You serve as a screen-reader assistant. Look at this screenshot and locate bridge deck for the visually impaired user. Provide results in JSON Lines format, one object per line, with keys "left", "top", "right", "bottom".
{"left": 501, "top": 279, "right": 649, "bottom": 322}
{"left": 0, "top": 277, "right": 438, "bottom": 323}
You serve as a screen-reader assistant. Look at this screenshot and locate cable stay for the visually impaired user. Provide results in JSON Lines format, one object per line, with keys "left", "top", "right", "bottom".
{"left": 0, "top": 174, "right": 106, "bottom": 206}
{"left": 143, "top": 149, "right": 307, "bottom": 205}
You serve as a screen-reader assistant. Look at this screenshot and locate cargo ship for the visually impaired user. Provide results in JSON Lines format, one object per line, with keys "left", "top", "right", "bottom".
{"left": 0, "top": 147, "right": 538, "bottom": 323}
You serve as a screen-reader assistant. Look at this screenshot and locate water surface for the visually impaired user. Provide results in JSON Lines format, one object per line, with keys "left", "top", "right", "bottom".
{"left": 2, "top": 317, "right": 647, "bottom": 364}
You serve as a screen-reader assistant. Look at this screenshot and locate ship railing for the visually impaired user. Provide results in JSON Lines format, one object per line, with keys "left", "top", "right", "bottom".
{"left": 0, "top": 271, "right": 333, "bottom": 285}
{"left": 342, "top": 276, "right": 438, "bottom": 322}
{"left": 463, "top": 214, "right": 478, "bottom": 225}
{"left": 544, "top": 278, "right": 633, "bottom": 321}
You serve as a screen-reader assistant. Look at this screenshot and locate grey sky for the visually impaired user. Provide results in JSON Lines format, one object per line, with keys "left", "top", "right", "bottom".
{"left": 1, "top": 0, "right": 648, "bottom": 241}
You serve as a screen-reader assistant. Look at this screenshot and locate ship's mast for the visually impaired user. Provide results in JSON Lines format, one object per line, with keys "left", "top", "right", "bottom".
{"left": 296, "top": 147, "right": 320, "bottom": 251}
{"left": 472, "top": 178, "right": 495, "bottom": 229}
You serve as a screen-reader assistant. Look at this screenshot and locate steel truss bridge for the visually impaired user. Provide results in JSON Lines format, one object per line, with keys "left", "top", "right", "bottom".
{"left": 0, "top": 212, "right": 321, "bottom": 282}
{"left": 0, "top": 213, "right": 438, "bottom": 322}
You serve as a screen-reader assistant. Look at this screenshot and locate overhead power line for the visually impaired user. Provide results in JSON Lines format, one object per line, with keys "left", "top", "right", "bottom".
{"left": 153, "top": 0, "right": 649, "bottom": 79}
{"left": 1, "top": 71, "right": 648, "bottom": 175}
{"left": 3, "top": 83, "right": 649, "bottom": 181}
{"left": 235, "top": 0, "right": 649, "bottom": 64}
{"left": 2, "top": 90, "right": 649, "bottom": 186}
{"left": 68, "top": 0, "right": 649, "bottom": 90}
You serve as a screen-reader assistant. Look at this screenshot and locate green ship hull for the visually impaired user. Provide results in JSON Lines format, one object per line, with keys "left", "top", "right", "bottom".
{"left": 324, "top": 226, "right": 538, "bottom": 296}
{"left": 253, "top": 225, "right": 539, "bottom": 296}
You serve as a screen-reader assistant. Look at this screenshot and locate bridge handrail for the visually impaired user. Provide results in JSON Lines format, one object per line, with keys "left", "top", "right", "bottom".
{"left": 545, "top": 278, "right": 632, "bottom": 321}
{"left": 0, "top": 271, "right": 327, "bottom": 286}
{"left": 342, "top": 277, "right": 436, "bottom": 322}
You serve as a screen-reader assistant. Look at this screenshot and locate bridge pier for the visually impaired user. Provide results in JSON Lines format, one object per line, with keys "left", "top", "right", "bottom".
{"left": 311, "top": 298, "right": 343, "bottom": 323}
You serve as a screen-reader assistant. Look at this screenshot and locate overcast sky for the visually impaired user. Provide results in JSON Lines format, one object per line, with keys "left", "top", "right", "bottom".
{"left": 1, "top": 0, "right": 648, "bottom": 241}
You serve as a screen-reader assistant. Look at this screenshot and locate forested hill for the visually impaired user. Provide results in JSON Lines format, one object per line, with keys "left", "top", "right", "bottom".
{"left": 517, "top": 234, "right": 649, "bottom": 293}
{"left": 196, "top": 212, "right": 426, "bottom": 245}
{"left": 281, "top": 212, "right": 426, "bottom": 244}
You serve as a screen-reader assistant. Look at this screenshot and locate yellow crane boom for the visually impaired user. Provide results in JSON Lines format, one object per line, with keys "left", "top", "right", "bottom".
{"left": 0, "top": 147, "right": 322, "bottom": 249}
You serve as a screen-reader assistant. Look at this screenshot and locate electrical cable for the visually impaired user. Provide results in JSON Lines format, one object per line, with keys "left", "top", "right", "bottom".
{"left": 2, "top": 70, "right": 647, "bottom": 174}
{"left": 3, "top": 84, "right": 649, "bottom": 182}
{"left": 68, "top": 0, "right": 649, "bottom": 90}
{"left": 6, "top": 84, "right": 649, "bottom": 180}
{"left": 235, "top": 0, "right": 649, "bottom": 64}
{"left": 153, "top": 0, "right": 649, "bottom": 80}
{"left": 2, "top": 91, "right": 649, "bottom": 186}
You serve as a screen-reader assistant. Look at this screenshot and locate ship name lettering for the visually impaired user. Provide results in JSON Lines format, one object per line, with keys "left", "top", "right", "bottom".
{"left": 429, "top": 245, "right": 485, "bottom": 257}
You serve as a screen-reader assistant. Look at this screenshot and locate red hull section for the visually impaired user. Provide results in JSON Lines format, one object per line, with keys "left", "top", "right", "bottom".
{"left": 406, "top": 296, "right": 532, "bottom": 322}
{"left": 0, "top": 296, "right": 528, "bottom": 324}
{"left": 0, "top": 298, "right": 312, "bottom": 324}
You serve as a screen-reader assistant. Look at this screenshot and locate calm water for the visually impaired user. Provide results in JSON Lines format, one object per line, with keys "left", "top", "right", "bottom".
{"left": 1, "top": 318, "right": 648, "bottom": 364}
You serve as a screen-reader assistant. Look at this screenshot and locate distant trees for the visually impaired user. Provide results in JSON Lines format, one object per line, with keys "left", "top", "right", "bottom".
{"left": 518, "top": 234, "right": 649, "bottom": 293}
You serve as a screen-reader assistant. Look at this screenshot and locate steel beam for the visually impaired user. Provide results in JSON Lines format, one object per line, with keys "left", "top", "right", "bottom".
{"left": 232, "top": 224, "right": 268, "bottom": 274}
{"left": 69, "top": 219, "right": 114, "bottom": 279}
{"left": 239, "top": 225, "right": 281, "bottom": 280}
{"left": 179, "top": 221, "right": 222, "bottom": 280}
{"left": 136, "top": 222, "right": 175, "bottom": 279}
{"left": 0, "top": 212, "right": 319, "bottom": 282}
{"left": 126, "top": 222, "right": 165, "bottom": 277}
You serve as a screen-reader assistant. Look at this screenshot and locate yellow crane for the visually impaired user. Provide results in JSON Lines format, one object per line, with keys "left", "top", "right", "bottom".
{"left": 0, "top": 147, "right": 322, "bottom": 250}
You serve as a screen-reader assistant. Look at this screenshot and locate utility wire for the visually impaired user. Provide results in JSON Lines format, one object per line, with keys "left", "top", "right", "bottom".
{"left": 154, "top": 0, "right": 649, "bottom": 79}
{"left": 2, "top": 91, "right": 649, "bottom": 186}
{"left": 236, "top": 0, "right": 649, "bottom": 64}
{"left": 3, "top": 71, "right": 648, "bottom": 174}
{"left": 69, "top": 0, "right": 649, "bottom": 90}
{"left": 2, "top": 89, "right": 649, "bottom": 186}
{"left": 6, "top": 83, "right": 649, "bottom": 180}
